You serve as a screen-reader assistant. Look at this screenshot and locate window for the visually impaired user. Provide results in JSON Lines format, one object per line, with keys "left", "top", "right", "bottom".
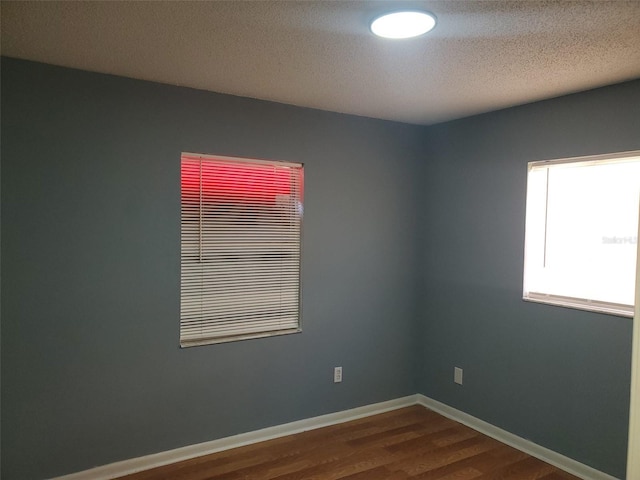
{"left": 523, "top": 151, "right": 640, "bottom": 317}
{"left": 180, "top": 153, "right": 303, "bottom": 346}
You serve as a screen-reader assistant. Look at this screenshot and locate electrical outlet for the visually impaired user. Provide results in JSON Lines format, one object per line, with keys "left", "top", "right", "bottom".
{"left": 334, "top": 366, "right": 343, "bottom": 383}
{"left": 454, "top": 367, "right": 463, "bottom": 385}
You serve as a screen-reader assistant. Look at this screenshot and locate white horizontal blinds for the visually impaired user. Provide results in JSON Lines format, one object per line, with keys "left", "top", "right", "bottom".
{"left": 181, "top": 154, "right": 303, "bottom": 345}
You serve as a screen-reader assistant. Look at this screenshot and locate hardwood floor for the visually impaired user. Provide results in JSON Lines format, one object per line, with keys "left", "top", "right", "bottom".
{"left": 116, "top": 405, "right": 580, "bottom": 480}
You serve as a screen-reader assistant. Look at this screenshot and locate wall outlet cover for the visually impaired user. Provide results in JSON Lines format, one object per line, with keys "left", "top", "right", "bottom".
{"left": 454, "top": 367, "right": 463, "bottom": 385}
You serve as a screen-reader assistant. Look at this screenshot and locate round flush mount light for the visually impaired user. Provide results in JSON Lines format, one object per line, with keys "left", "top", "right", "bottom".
{"left": 370, "top": 11, "right": 436, "bottom": 39}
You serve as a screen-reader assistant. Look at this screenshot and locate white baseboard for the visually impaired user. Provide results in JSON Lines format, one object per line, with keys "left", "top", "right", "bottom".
{"left": 416, "top": 394, "right": 618, "bottom": 480}
{"left": 53, "top": 395, "right": 419, "bottom": 480}
{"left": 54, "top": 393, "right": 618, "bottom": 480}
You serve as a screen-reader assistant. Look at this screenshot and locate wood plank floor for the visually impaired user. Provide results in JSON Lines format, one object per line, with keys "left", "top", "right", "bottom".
{"left": 116, "top": 405, "right": 581, "bottom": 480}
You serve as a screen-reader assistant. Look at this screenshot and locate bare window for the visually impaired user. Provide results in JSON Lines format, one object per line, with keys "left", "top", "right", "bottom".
{"left": 523, "top": 151, "right": 640, "bottom": 317}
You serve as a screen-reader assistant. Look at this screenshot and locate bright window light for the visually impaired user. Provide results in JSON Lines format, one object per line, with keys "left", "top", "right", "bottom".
{"left": 370, "top": 11, "right": 436, "bottom": 39}
{"left": 523, "top": 151, "right": 640, "bottom": 317}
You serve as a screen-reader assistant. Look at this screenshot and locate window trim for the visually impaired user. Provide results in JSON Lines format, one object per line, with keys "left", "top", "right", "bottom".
{"left": 180, "top": 152, "right": 304, "bottom": 347}
{"left": 523, "top": 150, "right": 640, "bottom": 318}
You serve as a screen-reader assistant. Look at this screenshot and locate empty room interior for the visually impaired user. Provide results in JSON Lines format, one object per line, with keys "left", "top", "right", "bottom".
{"left": 1, "top": 1, "right": 640, "bottom": 480}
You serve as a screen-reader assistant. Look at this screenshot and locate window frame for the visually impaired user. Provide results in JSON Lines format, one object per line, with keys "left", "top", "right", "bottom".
{"left": 523, "top": 150, "right": 640, "bottom": 318}
{"left": 180, "top": 152, "right": 304, "bottom": 347}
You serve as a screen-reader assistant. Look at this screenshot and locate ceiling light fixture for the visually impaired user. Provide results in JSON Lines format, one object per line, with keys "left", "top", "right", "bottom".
{"left": 370, "top": 11, "right": 436, "bottom": 39}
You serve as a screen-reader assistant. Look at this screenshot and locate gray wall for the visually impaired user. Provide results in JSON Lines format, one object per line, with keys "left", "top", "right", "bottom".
{"left": 1, "top": 58, "right": 422, "bottom": 479}
{"left": 418, "top": 80, "right": 640, "bottom": 479}
{"left": 2, "top": 57, "right": 639, "bottom": 480}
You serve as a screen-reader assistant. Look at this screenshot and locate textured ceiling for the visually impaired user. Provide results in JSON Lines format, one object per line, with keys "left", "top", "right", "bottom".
{"left": 2, "top": 0, "right": 640, "bottom": 125}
